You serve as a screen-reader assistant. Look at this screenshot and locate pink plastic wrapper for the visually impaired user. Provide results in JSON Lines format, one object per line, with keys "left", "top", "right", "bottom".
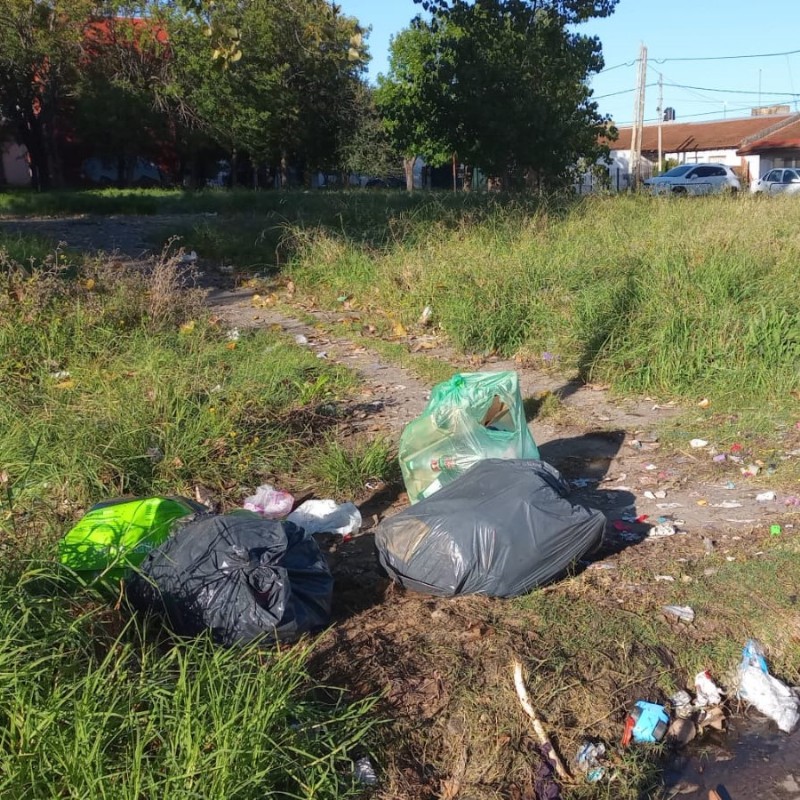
{"left": 243, "top": 484, "right": 294, "bottom": 519}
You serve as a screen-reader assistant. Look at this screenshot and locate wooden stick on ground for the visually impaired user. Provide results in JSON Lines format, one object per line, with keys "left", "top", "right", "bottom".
{"left": 512, "top": 659, "right": 572, "bottom": 783}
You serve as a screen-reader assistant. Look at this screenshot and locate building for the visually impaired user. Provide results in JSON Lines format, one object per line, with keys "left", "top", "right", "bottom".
{"left": 590, "top": 111, "right": 800, "bottom": 192}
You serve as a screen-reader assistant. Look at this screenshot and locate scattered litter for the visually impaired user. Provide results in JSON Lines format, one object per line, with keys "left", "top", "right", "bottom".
{"left": 712, "top": 454, "right": 726, "bottom": 463}
{"left": 316, "top": 351, "right": 329, "bottom": 359}
{"left": 697, "top": 499, "right": 708, "bottom": 506}
{"left": 711, "top": 501, "right": 743, "bottom": 509}
{"left": 645, "top": 463, "right": 657, "bottom": 471}
{"left": 667, "top": 718, "right": 697, "bottom": 746}
{"left": 574, "top": 742, "right": 606, "bottom": 783}
{"left": 178, "top": 250, "right": 198, "bottom": 264}
{"left": 689, "top": 439, "right": 709, "bottom": 449}
{"left": 663, "top": 605, "right": 695, "bottom": 623}
{"left": 294, "top": 334, "right": 309, "bottom": 345}
{"left": 418, "top": 305, "right": 433, "bottom": 326}
{"left": 49, "top": 370, "right": 70, "bottom": 380}
{"left": 225, "top": 327, "right": 240, "bottom": 342}
{"left": 648, "top": 523, "right": 677, "bottom": 538}
{"left": 724, "top": 481, "right": 737, "bottom": 490}
{"left": 243, "top": 484, "right": 294, "bottom": 519}
{"left": 741, "top": 464, "right": 760, "bottom": 477}
{"left": 654, "top": 490, "right": 667, "bottom": 499}
{"left": 731, "top": 443, "right": 743, "bottom": 453}
{"left": 756, "top": 491, "right": 777, "bottom": 502}
{"left": 737, "top": 639, "right": 800, "bottom": 733}
{"left": 644, "top": 490, "right": 656, "bottom": 500}
{"left": 785, "top": 496, "right": 800, "bottom": 506}
{"left": 657, "top": 502, "right": 682, "bottom": 509}
{"left": 629, "top": 439, "right": 643, "bottom": 450}
{"left": 697, "top": 706, "right": 726, "bottom": 733}
{"left": 655, "top": 575, "right": 675, "bottom": 582}
{"left": 354, "top": 756, "right": 378, "bottom": 786}
{"left": 622, "top": 701, "right": 669, "bottom": 745}
{"left": 694, "top": 671, "right": 723, "bottom": 707}
{"left": 770, "top": 524, "right": 782, "bottom": 537}
{"left": 287, "top": 499, "right": 362, "bottom": 537}
{"left": 702, "top": 536, "right": 715, "bottom": 553}
{"left": 697, "top": 398, "right": 710, "bottom": 408}
{"left": 670, "top": 690, "right": 694, "bottom": 719}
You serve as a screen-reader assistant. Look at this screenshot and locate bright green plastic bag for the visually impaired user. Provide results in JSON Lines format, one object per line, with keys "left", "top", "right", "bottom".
{"left": 58, "top": 496, "right": 199, "bottom": 580}
{"left": 399, "top": 371, "right": 539, "bottom": 503}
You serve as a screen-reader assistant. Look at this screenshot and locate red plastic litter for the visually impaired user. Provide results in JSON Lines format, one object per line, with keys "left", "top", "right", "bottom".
{"left": 731, "top": 443, "right": 743, "bottom": 453}
{"left": 613, "top": 520, "right": 636, "bottom": 532}
{"left": 636, "top": 515, "right": 649, "bottom": 523}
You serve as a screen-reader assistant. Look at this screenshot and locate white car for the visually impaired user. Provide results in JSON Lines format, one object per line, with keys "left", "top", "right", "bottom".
{"left": 643, "top": 164, "right": 741, "bottom": 195}
{"left": 750, "top": 167, "right": 800, "bottom": 195}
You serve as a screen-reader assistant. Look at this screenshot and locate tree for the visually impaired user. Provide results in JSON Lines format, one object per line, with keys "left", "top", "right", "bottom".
{"left": 170, "top": 0, "right": 367, "bottom": 185}
{"left": 375, "top": 21, "right": 455, "bottom": 191}
{"left": 0, "top": 0, "right": 98, "bottom": 189}
{"left": 339, "top": 83, "right": 401, "bottom": 181}
{"left": 381, "top": 0, "right": 618, "bottom": 190}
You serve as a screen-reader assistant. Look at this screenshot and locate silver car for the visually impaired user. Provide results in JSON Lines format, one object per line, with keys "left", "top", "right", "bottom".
{"left": 643, "top": 164, "right": 741, "bottom": 195}
{"left": 751, "top": 167, "right": 800, "bottom": 195}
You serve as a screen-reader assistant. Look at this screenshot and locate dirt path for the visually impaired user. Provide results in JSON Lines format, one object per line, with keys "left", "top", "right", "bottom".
{"left": 209, "top": 281, "right": 794, "bottom": 541}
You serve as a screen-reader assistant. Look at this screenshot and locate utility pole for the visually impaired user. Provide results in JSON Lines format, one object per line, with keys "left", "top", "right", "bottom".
{"left": 629, "top": 43, "right": 647, "bottom": 189}
{"left": 657, "top": 71, "right": 663, "bottom": 174}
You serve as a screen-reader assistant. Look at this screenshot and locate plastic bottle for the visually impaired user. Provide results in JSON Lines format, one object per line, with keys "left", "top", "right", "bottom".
{"left": 429, "top": 454, "right": 481, "bottom": 474}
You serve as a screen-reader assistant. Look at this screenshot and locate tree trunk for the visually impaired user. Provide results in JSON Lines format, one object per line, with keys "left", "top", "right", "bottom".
{"left": 403, "top": 156, "right": 415, "bottom": 191}
{"left": 280, "top": 149, "right": 289, "bottom": 188}
{"left": 463, "top": 164, "right": 473, "bottom": 192}
{"left": 230, "top": 148, "right": 238, "bottom": 188}
{"left": 18, "top": 115, "right": 50, "bottom": 191}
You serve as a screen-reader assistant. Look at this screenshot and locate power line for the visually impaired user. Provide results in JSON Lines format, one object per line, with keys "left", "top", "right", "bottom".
{"left": 601, "top": 46, "right": 800, "bottom": 75}
{"left": 652, "top": 46, "right": 800, "bottom": 64}
{"left": 612, "top": 104, "right": 770, "bottom": 127}
{"left": 663, "top": 80, "right": 800, "bottom": 98}
{"left": 593, "top": 83, "right": 656, "bottom": 99}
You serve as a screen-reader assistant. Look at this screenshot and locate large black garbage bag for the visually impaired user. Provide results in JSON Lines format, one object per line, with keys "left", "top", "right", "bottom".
{"left": 127, "top": 512, "right": 333, "bottom": 646}
{"left": 376, "top": 459, "right": 606, "bottom": 598}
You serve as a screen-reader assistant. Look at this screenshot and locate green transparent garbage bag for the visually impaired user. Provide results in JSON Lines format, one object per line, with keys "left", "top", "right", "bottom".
{"left": 58, "top": 496, "right": 201, "bottom": 580}
{"left": 399, "top": 371, "right": 539, "bottom": 503}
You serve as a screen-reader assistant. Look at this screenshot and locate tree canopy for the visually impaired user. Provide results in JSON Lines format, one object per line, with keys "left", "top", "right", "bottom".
{"left": 379, "top": 0, "right": 618, "bottom": 189}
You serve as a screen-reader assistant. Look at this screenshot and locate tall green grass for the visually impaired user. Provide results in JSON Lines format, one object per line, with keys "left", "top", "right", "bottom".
{"left": 0, "top": 567, "right": 376, "bottom": 799}
{"left": 288, "top": 194, "right": 800, "bottom": 416}
{"left": 0, "top": 243, "right": 383, "bottom": 798}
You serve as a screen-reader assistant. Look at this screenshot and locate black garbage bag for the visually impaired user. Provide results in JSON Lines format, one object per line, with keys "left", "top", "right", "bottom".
{"left": 127, "top": 512, "right": 333, "bottom": 646}
{"left": 375, "top": 459, "right": 606, "bottom": 598}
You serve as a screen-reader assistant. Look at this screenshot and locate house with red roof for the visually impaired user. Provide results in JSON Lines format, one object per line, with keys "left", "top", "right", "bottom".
{"left": 593, "top": 110, "right": 800, "bottom": 192}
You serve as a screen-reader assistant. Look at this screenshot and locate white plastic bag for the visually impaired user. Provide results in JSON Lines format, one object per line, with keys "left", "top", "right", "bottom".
{"left": 737, "top": 639, "right": 800, "bottom": 733}
{"left": 286, "top": 499, "right": 361, "bottom": 537}
{"left": 243, "top": 484, "right": 294, "bottom": 519}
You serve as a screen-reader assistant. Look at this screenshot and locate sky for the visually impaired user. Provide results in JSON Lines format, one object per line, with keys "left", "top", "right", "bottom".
{"left": 337, "top": 0, "right": 800, "bottom": 127}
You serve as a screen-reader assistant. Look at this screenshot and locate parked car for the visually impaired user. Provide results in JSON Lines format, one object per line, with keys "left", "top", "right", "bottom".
{"left": 750, "top": 167, "right": 800, "bottom": 195}
{"left": 643, "top": 163, "right": 741, "bottom": 195}
{"left": 82, "top": 156, "right": 163, "bottom": 187}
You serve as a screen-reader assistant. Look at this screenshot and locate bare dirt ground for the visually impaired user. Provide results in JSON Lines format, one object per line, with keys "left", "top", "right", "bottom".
{"left": 5, "top": 213, "right": 800, "bottom": 799}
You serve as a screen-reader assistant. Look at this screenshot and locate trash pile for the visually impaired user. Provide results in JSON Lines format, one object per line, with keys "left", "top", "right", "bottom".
{"left": 58, "top": 489, "right": 361, "bottom": 646}
{"left": 564, "top": 642, "right": 800, "bottom": 787}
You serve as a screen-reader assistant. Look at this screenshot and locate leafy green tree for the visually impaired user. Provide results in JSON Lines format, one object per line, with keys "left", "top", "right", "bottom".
{"left": 339, "top": 83, "right": 401, "bottom": 181}
{"left": 375, "top": 21, "right": 455, "bottom": 190}
{"left": 380, "top": 0, "right": 618, "bottom": 189}
{"left": 0, "top": 0, "right": 98, "bottom": 188}
{"left": 170, "top": 0, "right": 366, "bottom": 185}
